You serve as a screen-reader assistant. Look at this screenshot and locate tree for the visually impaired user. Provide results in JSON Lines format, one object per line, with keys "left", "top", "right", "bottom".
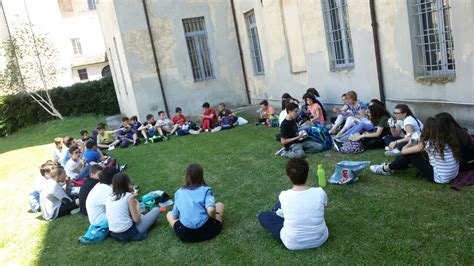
{"left": 0, "top": 23, "right": 64, "bottom": 119}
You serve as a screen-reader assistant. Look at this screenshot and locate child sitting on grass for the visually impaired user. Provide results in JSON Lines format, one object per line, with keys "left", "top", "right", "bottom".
{"left": 86, "top": 167, "right": 117, "bottom": 226}
{"left": 106, "top": 173, "right": 161, "bottom": 241}
{"left": 79, "top": 164, "right": 103, "bottom": 216}
{"left": 53, "top": 138, "right": 62, "bottom": 163}
{"left": 198, "top": 102, "right": 221, "bottom": 133}
{"left": 257, "top": 100, "right": 276, "bottom": 126}
{"left": 79, "top": 130, "right": 93, "bottom": 144}
{"left": 96, "top": 124, "right": 122, "bottom": 150}
{"left": 119, "top": 117, "right": 139, "bottom": 146}
{"left": 29, "top": 161, "right": 55, "bottom": 212}
{"left": 166, "top": 164, "right": 224, "bottom": 243}
{"left": 130, "top": 116, "right": 142, "bottom": 134}
{"left": 40, "top": 166, "right": 80, "bottom": 220}
{"left": 59, "top": 136, "right": 74, "bottom": 167}
{"left": 138, "top": 114, "right": 163, "bottom": 144}
{"left": 82, "top": 140, "right": 106, "bottom": 164}
{"left": 157, "top": 111, "right": 179, "bottom": 136}
{"left": 171, "top": 107, "right": 190, "bottom": 135}
{"left": 65, "top": 145, "right": 89, "bottom": 181}
{"left": 258, "top": 158, "right": 328, "bottom": 250}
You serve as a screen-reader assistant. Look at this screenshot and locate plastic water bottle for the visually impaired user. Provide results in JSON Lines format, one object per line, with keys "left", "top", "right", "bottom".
{"left": 317, "top": 164, "right": 327, "bottom": 188}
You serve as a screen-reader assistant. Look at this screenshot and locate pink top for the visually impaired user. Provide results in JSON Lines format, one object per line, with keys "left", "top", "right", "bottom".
{"left": 308, "top": 103, "right": 325, "bottom": 125}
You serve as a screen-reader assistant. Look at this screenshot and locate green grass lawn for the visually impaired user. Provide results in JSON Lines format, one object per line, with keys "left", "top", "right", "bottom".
{"left": 1, "top": 114, "right": 473, "bottom": 264}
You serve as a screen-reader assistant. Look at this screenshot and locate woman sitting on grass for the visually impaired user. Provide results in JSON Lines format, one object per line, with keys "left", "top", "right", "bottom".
{"left": 370, "top": 115, "right": 463, "bottom": 184}
{"left": 40, "top": 166, "right": 79, "bottom": 221}
{"left": 166, "top": 164, "right": 224, "bottom": 243}
{"left": 106, "top": 173, "right": 160, "bottom": 241}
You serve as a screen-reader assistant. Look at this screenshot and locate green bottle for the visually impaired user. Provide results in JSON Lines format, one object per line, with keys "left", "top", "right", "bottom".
{"left": 317, "top": 164, "right": 327, "bottom": 188}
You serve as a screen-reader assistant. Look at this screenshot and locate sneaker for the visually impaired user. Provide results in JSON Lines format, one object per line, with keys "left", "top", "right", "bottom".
{"left": 108, "top": 146, "right": 115, "bottom": 151}
{"left": 211, "top": 126, "right": 222, "bottom": 133}
{"left": 144, "top": 140, "right": 149, "bottom": 145}
{"left": 385, "top": 148, "right": 401, "bottom": 156}
{"left": 162, "top": 135, "right": 168, "bottom": 141}
{"left": 70, "top": 208, "right": 80, "bottom": 215}
{"left": 384, "top": 146, "right": 390, "bottom": 151}
{"left": 370, "top": 164, "right": 391, "bottom": 176}
{"left": 189, "top": 129, "right": 200, "bottom": 135}
{"left": 119, "top": 164, "right": 127, "bottom": 172}
{"left": 133, "top": 139, "right": 139, "bottom": 146}
{"left": 274, "top": 147, "right": 286, "bottom": 156}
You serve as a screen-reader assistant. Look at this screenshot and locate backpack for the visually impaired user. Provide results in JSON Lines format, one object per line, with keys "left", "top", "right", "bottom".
{"left": 187, "top": 121, "right": 199, "bottom": 130}
{"left": 266, "top": 116, "right": 279, "bottom": 128}
{"left": 79, "top": 219, "right": 109, "bottom": 245}
{"left": 339, "top": 140, "right": 364, "bottom": 154}
{"left": 300, "top": 124, "right": 332, "bottom": 151}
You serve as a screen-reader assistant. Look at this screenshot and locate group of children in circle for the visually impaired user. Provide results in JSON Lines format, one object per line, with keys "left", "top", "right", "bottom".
{"left": 27, "top": 87, "right": 473, "bottom": 249}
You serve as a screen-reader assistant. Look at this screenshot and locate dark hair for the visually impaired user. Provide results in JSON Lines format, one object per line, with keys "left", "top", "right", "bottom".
{"left": 80, "top": 130, "right": 88, "bottom": 136}
{"left": 306, "top": 88, "right": 320, "bottom": 97}
{"left": 219, "top": 103, "right": 225, "bottom": 108}
{"left": 158, "top": 111, "right": 165, "bottom": 116}
{"left": 111, "top": 173, "right": 131, "bottom": 201}
{"left": 69, "top": 144, "right": 80, "bottom": 155}
{"left": 146, "top": 114, "right": 153, "bottom": 120}
{"left": 285, "top": 158, "right": 309, "bottom": 185}
{"left": 281, "top": 93, "right": 300, "bottom": 104}
{"left": 368, "top": 104, "right": 390, "bottom": 125}
{"left": 96, "top": 124, "right": 105, "bottom": 130}
{"left": 434, "top": 112, "right": 472, "bottom": 162}
{"left": 121, "top": 117, "right": 129, "bottom": 122}
{"left": 100, "top": 167, "right": 118, "bottom": 185}
{"left": 202, "top": 102, "right": 210, "bottom": 108}
{"left": 259, "top": 100, "right": 268, "bottom": 106}
{"left": 89, "top": 164, "right": 103, "bottom": 176}
{"left": 303, "top": 93, "right": 317, "bottom": 104}
{"left": 286, "top": 102, "right": 299, "bottom": 112}
{"left": 281, "top": 99, "right": 290, "bottom": 111}
{"left": 96, "top": 122, "right": 105, "bottom": 129}
{"left": 175, "top": 107, "right": 182, "bottom": 113}
{"left": 130, "top": 116, "right": 138, "bottom": 122}
{"left": 341, "top": 93, "right": 347, "bottom": 98}
{"left": 39, "top": 160, "right": 54, "bottom": 177}
{"left": 394, "top": 104, "right": 415, "bottom": 117}
{"left": 183, "top": 164, "right": 207, "bottom": 189}
{"left": 370, "top": 99, "right": 385, "bottom": 107}
{"left": 85, "top": 140, "right": 97, "bottom": 150}
{"left": 63, "top": 136, "right": 74, "bottom": 148}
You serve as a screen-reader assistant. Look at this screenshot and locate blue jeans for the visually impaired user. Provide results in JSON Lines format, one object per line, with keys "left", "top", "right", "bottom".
{"left": 258, "top": 202, "right": 284, "bottom": 240}
{"left": 342, "top": 121, "right": 374, "bottom": 139}
{"left": 75, "top": 164, "right": 90, "bottom": 180}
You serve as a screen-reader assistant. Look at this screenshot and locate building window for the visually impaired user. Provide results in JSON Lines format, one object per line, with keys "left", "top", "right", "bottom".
{"left": 182, "top": 17, "right": 215, "bottom": 81}
{"left": 71, "top": 38, "right": 82, "bottom": 55}
{"left": 245, "top": 10, "right": 264, "bottom": 75}
{"left": 101, "top": 65, "right": 111, "bottom": 77}
{"left": 321, "top": 0, "right": 354, "bottom": 70}
{"left": 78, "top": 69, "right": 88, "bottom": 80}
{"left": 412, "top": 0, "right": 455, "bottom": 77}
{"left": 87, "top": 0, "right": 96, "bottom": 10}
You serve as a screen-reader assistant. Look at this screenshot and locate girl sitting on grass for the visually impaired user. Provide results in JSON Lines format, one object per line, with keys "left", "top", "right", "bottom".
{"left": 370, "top": 115, "right": 461, "bottom": 184}
{"left": 106, "top": 173, "right": 160, "bottom": 241}
{"left": 166, "top": 164, "right": 224, "bottom": 243}
{"left": 40, "top": 165, "right": 79, "bottom": 220}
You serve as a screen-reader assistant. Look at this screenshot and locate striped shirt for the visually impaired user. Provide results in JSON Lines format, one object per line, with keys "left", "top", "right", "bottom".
{"left": 425, "top": 142, "right": 459, "bottom": 184}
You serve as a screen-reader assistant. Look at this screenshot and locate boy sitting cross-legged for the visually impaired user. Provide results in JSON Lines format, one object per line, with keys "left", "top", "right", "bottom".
{"left": 118, "top": 117, "right": 139, "bottom": 146}
{"left": 171, "top": 107, "right": 190, "bottom": 136}
{"left": 157, "top": 111, "right": 179, "bottom": 137}
{"left": 138, "top": 114, "right": 163, "bottom": 144}
{"left": 258, "top": 158, "right": 328, "bottom": 250}
{"left": 96, "top": 124, "right": 122, "bottom": 150}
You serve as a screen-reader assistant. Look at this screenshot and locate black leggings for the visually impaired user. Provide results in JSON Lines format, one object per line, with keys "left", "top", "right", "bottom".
{"left": 362, "top": 137, "right": 385, "bottom": 149}
{"left": 388, "top": 152, "right": 434, "bottom": 182}
{"left": 57, "top": 198, "right": 78, "bottom": 218}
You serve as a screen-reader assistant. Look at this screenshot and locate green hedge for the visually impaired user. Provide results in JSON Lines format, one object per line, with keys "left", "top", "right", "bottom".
{"left": 0, "top": 77, "right": 119, "bottom": 136}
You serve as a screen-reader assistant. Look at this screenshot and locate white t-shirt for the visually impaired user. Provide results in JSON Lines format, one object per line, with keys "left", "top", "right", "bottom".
{"left": 31, "top": 175, "right": 48, "bottom": 193}
{"left": 65, "top": 159, "right": 82, "bottom": 179}
{"left": 106, "top": 192, "right": 134, "bottom": 233}
{"left": 402, "top": 116, "right": 423, "bottom": 135}
{"left": 53, "top": 147, "right": 62, "bottom": 162}
{"left": 279, "top": 187, "right": 329, "bottom": 250}
{"left": 86, "top": 183, "right": 113, "bottom": 225}
{"left": 425, "top": 142, "right": 459, "bottom": 184}
{"left": 279, "top": 110, "right": 287, "bottom": 127}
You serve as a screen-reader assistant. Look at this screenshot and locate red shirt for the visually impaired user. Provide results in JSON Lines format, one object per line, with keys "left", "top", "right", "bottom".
{"left": 172, "top": 114, "right": 187, "bottom": 126}
{"left": 204, "top": 108, "right": 217, "bottom": 126}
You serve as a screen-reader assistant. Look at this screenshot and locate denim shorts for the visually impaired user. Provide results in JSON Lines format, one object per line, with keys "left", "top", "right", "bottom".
{"left": 110, "top": 224, "right": 147, "bottom": 242}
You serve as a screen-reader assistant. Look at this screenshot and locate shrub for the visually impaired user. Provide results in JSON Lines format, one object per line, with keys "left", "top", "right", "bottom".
{"left": 0, "top": 77, "right": 119, "bottom": 136}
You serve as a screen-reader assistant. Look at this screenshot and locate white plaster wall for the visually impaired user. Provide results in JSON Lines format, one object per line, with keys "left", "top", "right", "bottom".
{"left": 1, "top": 0, "right": 106, "bottom": 87}
{"left": 233, "top": 0, "right": 380, "bottom": 107}
{"left": 71, "top": 62, "right": 109, "bottom": 83}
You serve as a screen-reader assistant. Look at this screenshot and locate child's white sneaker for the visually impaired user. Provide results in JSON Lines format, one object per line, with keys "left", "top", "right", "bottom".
{"left": 108, "top": 146, "right": 115, "bottom": 151}
{"left": 211, "top": 126, "right": 222, "bottom": 133}
{"left": 274, "top": 147, "right": 286, "bottom": 156}
{"left": 370, "top": 163, "right": 391, "bottom": 176}
{"left": 189, "top": 129, "right": 200, "bottom": 135}
{"left": 385, "top": 148, "right": 400, "bottom": 156}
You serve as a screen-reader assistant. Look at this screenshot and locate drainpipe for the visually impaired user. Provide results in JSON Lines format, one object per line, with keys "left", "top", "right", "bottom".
{"left": 142, "top": 0, "right": 170, "bottom": 116}
{"left": 230, "top": 0, "right": 251, "bottom": 104}
{"left": 369, "top": 0, "right": 386, "bottom": 105}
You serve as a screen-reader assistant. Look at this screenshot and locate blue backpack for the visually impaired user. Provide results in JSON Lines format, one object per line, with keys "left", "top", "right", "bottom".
{"left": 299, "top": 123, "right": 332, "bottom": 151}
{"left": 79, "top": 219, "right": 109, "bottom": 245}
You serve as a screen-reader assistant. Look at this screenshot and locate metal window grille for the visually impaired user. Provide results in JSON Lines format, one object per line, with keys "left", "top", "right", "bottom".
{"left": 78, "top": 69, "right": 88, "bottom": 80}
{"left": 245, "top": 11, "right": 265, "bottom": 75}
{"left": 182, "top": 17, "right": 215, "bottom": 81}
{"left": 322, "top": 0, "right": 354, "bottom": 70}
{"left": 87, "top": 0, "right": 96, "bottom": 10}
{"left": 71, "top": 38, "right": 82, "bottom": 55}
{"left": 413, "top": 0, "right": 455, "bottom": 77}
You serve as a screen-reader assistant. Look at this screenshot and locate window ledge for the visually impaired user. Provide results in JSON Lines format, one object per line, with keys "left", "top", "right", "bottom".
{"left": 330, "top": 65, "right": 355, "bottom": 72}
{"left": 415, "top": 75, "right": 456, "bottom": 85}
